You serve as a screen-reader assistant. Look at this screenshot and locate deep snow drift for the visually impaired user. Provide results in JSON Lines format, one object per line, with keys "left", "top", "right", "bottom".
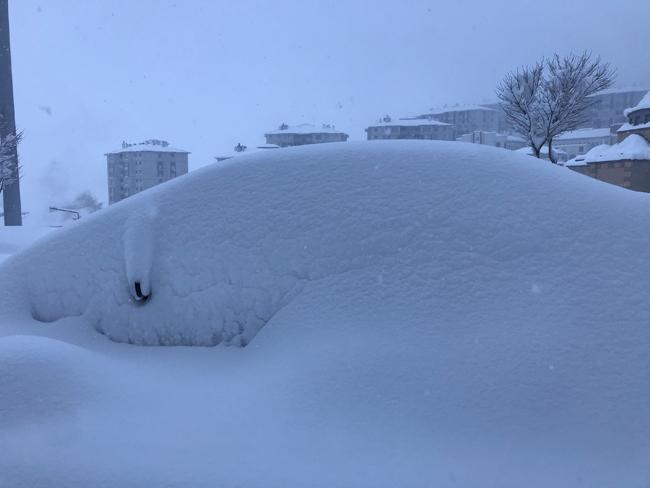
{"left": 1, "top": 141, "right": 650, "bottom": 487}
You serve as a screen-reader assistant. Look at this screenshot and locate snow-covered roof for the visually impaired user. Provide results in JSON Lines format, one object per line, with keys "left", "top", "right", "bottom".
{"left": 555, "top": 128, "right": 613, "bottom": 141}
{"left": 582, "top": 135, "right": 650, "bottom": 163}
{"left": 215, "top": 144, "right": 280, "bottom": 161}
{"left": 429, "top": 104, "right": 497, "bottom": 114}
{"left": 564, "top": 157, "right": 588, "bottom": 167}
{"left": 623, "top": 91, "right": 650, "bottom": 117}
{"left": 265, "top": 123, "right": 347, "bottom": 135}
{"left": 368, "top": 118, "right": 451, "bottom": 127}
{"left": 618, "top": 121, "right": 650, "bottom": 133}
{"left": 506, "top": 135, "right": 526, "bottom": 142}
{"left": 591, "top": 86, "right": 650, "bottom": 97}
{"left": 106, "top": 139, "right": 189, "bottom": 155}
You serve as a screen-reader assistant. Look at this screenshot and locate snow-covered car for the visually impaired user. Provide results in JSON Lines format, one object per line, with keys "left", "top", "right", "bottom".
{"left": 1, "top": 141, "right": 649, "bottom": 487}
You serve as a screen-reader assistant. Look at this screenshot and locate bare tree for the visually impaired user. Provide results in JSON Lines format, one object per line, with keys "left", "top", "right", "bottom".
{"left": 541, "top": 53, "right": 615, "bottom": 163}
{"left": 496, "top": 62, "right": 547, "bottom": 158}
{"left": 497, "top": 52, "right": 615, "bottom": 163}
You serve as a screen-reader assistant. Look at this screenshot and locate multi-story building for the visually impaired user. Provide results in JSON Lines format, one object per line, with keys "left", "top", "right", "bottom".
{"left": 553, "top": 128, "right": 616, "bottom": 160}
{"left": 365, "top": 116, "right": 454, "bottom": 141}
{"left": 264, "top": 123, "right": 348, "bottom": 147}
{"left": 106, "top": 139, "right": 190, "bottom": 204}
{"left": 581, "top": 88, "right": 648, "bottom": 129}
{"left": 457, "top": 131, "right": 526, "bottom": 150}
{"left": 418, "top": 104, "right": 508, "bottom": 138}
{"left": 568, "top": 92, "right": 650, "bottom": 192}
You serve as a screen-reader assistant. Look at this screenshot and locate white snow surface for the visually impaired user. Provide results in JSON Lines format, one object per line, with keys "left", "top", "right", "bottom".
{"left": 0, "top": 225, "right": 54, "bottom": 263}
{"left": 582, "top": 134, "right": 650, "bottom": 163}
{"left": 1, "top": 141, "right": 650, "bottom": 487}
{"left": 106, "top": 141, "right": 190, "bottom": 154}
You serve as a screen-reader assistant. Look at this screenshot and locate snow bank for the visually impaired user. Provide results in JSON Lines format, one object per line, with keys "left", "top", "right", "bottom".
{"left": 583, "top": 134, "right": 650, "bottom": 163}
{"left": 0, "top": 335, "right": 110, "bottom": 425}
{"left": 0, "top": 225, "right": 54, "bottom": 263}
{"left": 1, "top": 141, "right": 650, "bottom": 487}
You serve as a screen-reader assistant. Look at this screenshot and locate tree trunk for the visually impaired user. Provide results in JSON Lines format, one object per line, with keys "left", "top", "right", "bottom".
{"left": 0, "top": 0, "right": 22, "bottom": 225}
{"left": 547, "top": 138, "right": 557, "bottom": 164}
{"left": 532, "top": 144, "right": 541, "bottom": 159}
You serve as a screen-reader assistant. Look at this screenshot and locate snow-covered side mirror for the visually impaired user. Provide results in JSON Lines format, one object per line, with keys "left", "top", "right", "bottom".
{"left": 123, "top": 208, "right": 158, "bottom": 305}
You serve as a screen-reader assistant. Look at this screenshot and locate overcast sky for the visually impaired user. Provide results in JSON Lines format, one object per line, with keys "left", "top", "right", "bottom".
{"left": 8, "top": 0, "right": 650, "bottom": 214}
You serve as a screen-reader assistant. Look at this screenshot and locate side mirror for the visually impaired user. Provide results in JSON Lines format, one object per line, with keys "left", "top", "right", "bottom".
{"left": 133, "top": 281, "right": 151, "bottom": 302}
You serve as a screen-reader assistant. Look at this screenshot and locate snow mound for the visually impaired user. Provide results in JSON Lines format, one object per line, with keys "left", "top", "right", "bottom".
{"left": 583, "top": 134, "right": 650, "bottom": 163}
{"left": 0, "top": 335, "right": 105, "bottom": 425}
{"left": 1, "top": 140, "right": 650, "bottom": 348}
{"left": 1, "top": 141, "right": 650, "bottom": 486}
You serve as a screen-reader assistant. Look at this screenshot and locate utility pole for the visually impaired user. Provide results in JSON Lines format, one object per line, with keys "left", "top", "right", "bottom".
{"left": 0, "top": 0, "right": 21, "bottom": 225}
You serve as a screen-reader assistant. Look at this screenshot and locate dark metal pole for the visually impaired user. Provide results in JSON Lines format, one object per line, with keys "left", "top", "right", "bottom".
{"left": 0, "top": 0, "right": 22, "bottom": 225}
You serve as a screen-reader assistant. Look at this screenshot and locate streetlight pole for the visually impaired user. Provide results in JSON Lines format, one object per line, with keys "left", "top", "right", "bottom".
{"left": 0, "top": 0, "right": 22, "bottom": 225}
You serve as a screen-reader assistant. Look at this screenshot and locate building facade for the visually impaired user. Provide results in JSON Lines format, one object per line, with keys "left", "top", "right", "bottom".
{"left": 568, "top": 92, "right": 650, "bottom": 192}
{"left": 419, "top": 104, "right": 508, "bottom": 138}
{"left": 106, "top": 139, "right": 190, "bottom": 204}
{"left": 264, "top": 123, "right": 348, "bottom": 147}
{"left": 365, "top": 116, "right": 454, "bottom": 141}
{"left": 457, "top": 130, "right": 526, "bottom": 150}
{"left": 553, "top": 128, "right": 616, "bottom": 160}
{"left": 581, "top": 88, "right": 648, "bottom": 129}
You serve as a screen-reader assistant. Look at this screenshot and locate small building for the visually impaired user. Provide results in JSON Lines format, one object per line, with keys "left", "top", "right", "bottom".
{"left": 617, "top": 92, "right": 650, "bottom": 143}
{"left": 365, "top": 116, "right": 454, "bottom": 141}
{"left": 264, "top": 123, "right": 348, "bottom": 147}
{"left": 106, "top": 139, "right": 189, "bottom": 205}
{"left": 553, "top": 128, "right": 616, "bottom": 160}
{"left": 457, "top": 131, "right": 526, "bottom": 150}
{"left": 568, "top": 92, "right": 650, "bottom": 192}
{"left": 567, "top": 136, "right": 650, "bottom": 191}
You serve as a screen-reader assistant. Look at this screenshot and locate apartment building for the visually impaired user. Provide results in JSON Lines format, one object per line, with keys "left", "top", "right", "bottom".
{"left": 264, "top": 123, "right": 348, "bottom": 147}
{"left": 365, "top": 116, "right": 454, "bottom": 141}
{"left": 106, "top": 139, "right": 189, "bottom": 204}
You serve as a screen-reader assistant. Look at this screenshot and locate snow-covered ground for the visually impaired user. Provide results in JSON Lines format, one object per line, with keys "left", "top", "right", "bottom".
{"left": 0, "top": 225, "right": 54, "bottom": 263}
{"left": 1, "top": 141, "right": 650, "bottom": 487}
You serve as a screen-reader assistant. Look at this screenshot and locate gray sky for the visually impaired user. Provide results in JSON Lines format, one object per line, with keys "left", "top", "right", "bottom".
{"left": 9, "top": 0, "right": 650, "bottom": 214}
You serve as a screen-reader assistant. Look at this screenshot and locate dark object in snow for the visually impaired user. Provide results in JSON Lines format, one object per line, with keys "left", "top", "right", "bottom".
{"left": 133, "top": 282, "right": 150, "bottom": 302}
